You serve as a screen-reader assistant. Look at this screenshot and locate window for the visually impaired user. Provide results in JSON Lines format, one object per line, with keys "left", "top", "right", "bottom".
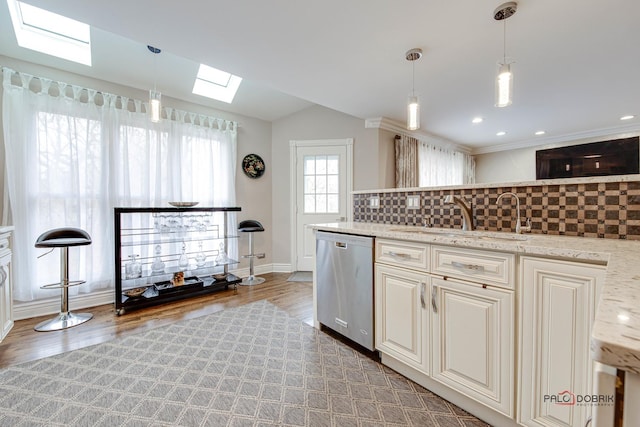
{"left": 418, "top": 142, "right": 475, "bottom": 187}
{"left": 7, "top": 0, "right": 92, "bottom": 65}
{"left": 303, "top": 155, "right": 339, "bottom": 213}
{"left": 192, "top": 64, "right": 242, "bottom": 103}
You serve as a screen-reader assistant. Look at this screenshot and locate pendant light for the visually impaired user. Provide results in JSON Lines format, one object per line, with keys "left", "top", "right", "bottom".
{"left": 494, "top": 2, "right": 517, "bottom": 108}
{"left": 405, "top": 48, "right": 422, "bottom": 130}
{"left": 148, "top": 45, "right": 162, "bottom": 122}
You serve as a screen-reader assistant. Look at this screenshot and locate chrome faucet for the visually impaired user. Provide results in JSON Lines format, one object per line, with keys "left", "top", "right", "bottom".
{"left": 496, "top": 192, "right": 531, "bottom": 234}
{"left": 444, "top": 195, "right": 474, "bottom": 231}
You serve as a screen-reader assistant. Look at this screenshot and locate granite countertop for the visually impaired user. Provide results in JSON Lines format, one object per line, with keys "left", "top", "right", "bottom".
{"left": 310, "top": 221, "right": 640, "bottom": 374}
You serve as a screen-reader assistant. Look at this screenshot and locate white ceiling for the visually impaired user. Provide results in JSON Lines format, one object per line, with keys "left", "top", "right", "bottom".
{"left": 1, "top": 0, "right": 639, "bottom": 152}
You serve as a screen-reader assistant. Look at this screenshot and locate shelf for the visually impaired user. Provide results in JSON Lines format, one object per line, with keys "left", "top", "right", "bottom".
{"left": 119, "top": 233, "right": 239, "bottom": 247}
{"left": 118, "top": 273, "right": 242, "bottom": 312}
{"left": 120, "top": 260, "right": 240, "bottom": 286}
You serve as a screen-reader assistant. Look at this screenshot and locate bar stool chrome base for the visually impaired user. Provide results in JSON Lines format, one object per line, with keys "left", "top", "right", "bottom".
{"left": 240, "top": 275, "right": 266, "bottom": 286}
{"left": 34, "top": 311, "right": 93, "bottom": 332}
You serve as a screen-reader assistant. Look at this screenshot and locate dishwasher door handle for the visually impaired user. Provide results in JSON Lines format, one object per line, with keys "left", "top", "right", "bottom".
{"left": 335, "top": 242, "right": 347, "bottom": 249}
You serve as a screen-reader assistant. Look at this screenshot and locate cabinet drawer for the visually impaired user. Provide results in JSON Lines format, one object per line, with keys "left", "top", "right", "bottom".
{"left": 431, "top": 245, "right": 514, "bottom": 289}
{"left": 375, "top": 239, "right": 429, "bottom": 272}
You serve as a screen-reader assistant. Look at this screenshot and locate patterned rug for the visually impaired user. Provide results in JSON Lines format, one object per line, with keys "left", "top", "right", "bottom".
{"left": 0, "top": 300, "right": 488, "bottom": 426}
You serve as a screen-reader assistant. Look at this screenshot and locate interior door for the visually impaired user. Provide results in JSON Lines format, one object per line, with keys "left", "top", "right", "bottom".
{"left": 292, "top": 139, "right": 352, "bottom": 272}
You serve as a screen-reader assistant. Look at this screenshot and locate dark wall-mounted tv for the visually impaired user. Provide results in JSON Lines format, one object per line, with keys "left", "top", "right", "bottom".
{"left": 536, "top": 137, "right": 640, "bottom": 179}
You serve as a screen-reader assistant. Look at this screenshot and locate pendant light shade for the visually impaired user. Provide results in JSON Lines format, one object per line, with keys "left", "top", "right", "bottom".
{"left": 495, "top": 62, "right": 513, "bottom": 107}
{"left": 407, "top": 95, "right": 420, "bottom": 131}
{"left": 149, "top": 89, "right": 162, "bottom": 123}
{"left": 147, "top": 45, "right": 162, "bottom": 122}
{"left": 494, "top": 2, "right": 517, "bottom": 108}
{"left": 405, "top": 48, "right": 423, "bottom": 131}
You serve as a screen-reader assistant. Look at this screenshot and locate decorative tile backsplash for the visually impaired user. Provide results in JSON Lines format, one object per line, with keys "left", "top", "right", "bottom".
{"left": 353, "top": 180, "right": 640, "bottom": 240}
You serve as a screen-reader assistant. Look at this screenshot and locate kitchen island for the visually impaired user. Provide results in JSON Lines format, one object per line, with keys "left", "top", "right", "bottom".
{"left": 310, "top": 222, "right": 640, "bottom": 427}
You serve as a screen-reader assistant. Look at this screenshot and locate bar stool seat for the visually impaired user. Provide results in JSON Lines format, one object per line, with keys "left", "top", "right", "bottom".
{"left": 34, "top": 227, "right": 93, "bottom": 332}
{"left": 238, "top": 220, "right": 265, "bottom": 286}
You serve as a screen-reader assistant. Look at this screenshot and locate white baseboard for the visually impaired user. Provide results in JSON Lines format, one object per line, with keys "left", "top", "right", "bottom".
{"left": 13, "top": 290, "right": 114, "bottom": 321}
{"left": 12, "top": 263, "right": 294, "bottom": 321}
{"left": 271, "top": 263, "right": 293, "bottom": 273}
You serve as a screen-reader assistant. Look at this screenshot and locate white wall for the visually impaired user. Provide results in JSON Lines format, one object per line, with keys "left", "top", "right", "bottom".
{"left": 475, "top": 146, "right": 536, "bottom": 183}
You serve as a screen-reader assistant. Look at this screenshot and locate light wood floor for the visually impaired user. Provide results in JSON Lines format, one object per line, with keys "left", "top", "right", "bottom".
{"left": 0, "top": 273, "right": 313, "bottom": 369}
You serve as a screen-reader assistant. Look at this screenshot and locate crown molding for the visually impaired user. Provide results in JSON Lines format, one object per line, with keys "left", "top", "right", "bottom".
{"left": 471, "top": 123, "right": 640, "bottom": 155}
{"left": 365, "top": 117, "right": 471, "bottom": 154}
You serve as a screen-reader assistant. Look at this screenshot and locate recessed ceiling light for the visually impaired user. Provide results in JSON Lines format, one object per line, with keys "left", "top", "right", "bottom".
{"left": 620, "top": 115, "right": 635, "bottom": 121}
{"left": 472, "top": 117, "right": 483, "bottom": 124}
{"left": 535, "top": 130, "right": 546, "bottom": 135}
{"left": 496, "top": 131, "right": 506, "bottom": 136}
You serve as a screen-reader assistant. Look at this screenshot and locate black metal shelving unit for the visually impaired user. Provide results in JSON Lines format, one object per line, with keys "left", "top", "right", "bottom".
{"left": 114, "top": 206, "right": 241, "bottom": 315}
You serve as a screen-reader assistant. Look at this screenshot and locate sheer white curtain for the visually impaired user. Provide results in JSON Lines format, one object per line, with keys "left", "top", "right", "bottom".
{"left": 418, "top": 141, "right": 476, "bottom": 187}
{"left": 2, "top": 68, "right": 237, "bottom": 302}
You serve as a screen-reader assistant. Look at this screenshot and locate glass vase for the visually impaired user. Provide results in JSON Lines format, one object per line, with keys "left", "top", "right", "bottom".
{"left": 125, "top": 254, "right": 142, "bottom": 279}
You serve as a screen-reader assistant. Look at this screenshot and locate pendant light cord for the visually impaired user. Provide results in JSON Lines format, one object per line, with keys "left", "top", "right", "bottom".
{"left": 411, "top": 59, "right": 415, "bottom": 96}
{"left": 153, "top": 51, "right": 157, "bottom": 92}
{"left": 503, "top": 19, "right": 507, "bottom": 63}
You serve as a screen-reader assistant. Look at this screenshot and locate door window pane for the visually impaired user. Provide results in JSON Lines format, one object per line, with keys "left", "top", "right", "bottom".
{"left": 304, "top": 195, "right": 315, "bottom": 212}
{"left": 303, "top": 154, "right": 339, "bottom": 214}
{"left": 304, "top": 176, "right": 315, "bottom": 193}
{"left": 304, "top": 157, "right": 315, "bottom": 175}
{"left": 327, "top": 155, "right": 339, "bottom": 174}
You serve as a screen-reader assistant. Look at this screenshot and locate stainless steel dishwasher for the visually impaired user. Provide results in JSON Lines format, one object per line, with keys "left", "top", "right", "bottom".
{"left": 316, "top": 231, "right": 374, "bottom": 351}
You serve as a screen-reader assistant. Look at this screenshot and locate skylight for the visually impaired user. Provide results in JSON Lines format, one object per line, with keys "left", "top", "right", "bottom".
{"left": 192, "top": 64, "right": 242, "bottom": 103}
{"left": 7, "top": 0, "right": 92, "bottom": 66}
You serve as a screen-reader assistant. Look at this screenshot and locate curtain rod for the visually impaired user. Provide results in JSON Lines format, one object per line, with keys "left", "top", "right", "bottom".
{"left": 1, "top": 66, "right": 240, "bottom": 129}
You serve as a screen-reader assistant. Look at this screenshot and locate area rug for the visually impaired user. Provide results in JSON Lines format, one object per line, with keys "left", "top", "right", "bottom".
{"left": 286, "top": 271, "right": 313, "bottom": 282}
{"left": 0, "top": 300, "right": 487, "bottom": 426}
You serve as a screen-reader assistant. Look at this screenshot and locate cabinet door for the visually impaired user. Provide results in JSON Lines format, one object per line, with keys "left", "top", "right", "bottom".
{"left": 375, "top": 264, "right": 429, "bottom": 372}
{"left": 431, "top": 277, "right": 514, "bottom": 417}
{"left": 0, "top": 258, "right": 13, "bottom": 341}
{"left": 519, "top": 257, "right": 605, "bottom": 427}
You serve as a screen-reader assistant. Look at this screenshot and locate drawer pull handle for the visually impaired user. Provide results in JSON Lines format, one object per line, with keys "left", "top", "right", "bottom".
{"left": 420, "top": 282, "right": 426, "bottom": 309}
{"left": 388, "top": 252, "right": 412, "bottom": 260}
{"left": 451, "top": 261, "right": 485, "bottom": 273}
{"left": 431, "top": 286, "right": 438, "bottom": 314}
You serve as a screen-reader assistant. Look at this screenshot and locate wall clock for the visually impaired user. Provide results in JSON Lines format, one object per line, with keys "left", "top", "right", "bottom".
{"left": 242, "top": 154, "right": 265, "bottom": 179}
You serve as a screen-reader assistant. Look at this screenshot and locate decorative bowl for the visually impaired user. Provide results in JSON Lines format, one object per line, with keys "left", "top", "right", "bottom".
{"left": 168, "top": 201, "right": 199, "bottom": 207}
{"left": 123, "top": 286, "right": 148, "bottom": 298}
{"left": 213, "top": 273, "right": 228, "bottom": 281}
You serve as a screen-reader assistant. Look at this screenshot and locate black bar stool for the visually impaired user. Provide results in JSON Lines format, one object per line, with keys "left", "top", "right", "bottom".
{"left": 238, "top": 220, "right": 265, "bottom": 286}
{"left": 34, "top": 227, "right": 93, "bottom": 332}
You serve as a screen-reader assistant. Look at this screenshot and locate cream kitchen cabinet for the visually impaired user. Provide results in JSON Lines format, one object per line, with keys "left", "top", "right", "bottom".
{"left": 375, "top": 238, "right": 516, "bottom": 421}
{"left": 374, "top": 238, "right": 430, "bottom": 372}
{"left": 431, "top": 276, "right": 515, "bottom": 417}
{"left": 0, "top": 227, "right": 13, "bottom": 342}
{"left": 375, "top": 263, "right": 429, "bottom": 371}
{"left": 518, "top": 256, "right": 606, "bottom": 427}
